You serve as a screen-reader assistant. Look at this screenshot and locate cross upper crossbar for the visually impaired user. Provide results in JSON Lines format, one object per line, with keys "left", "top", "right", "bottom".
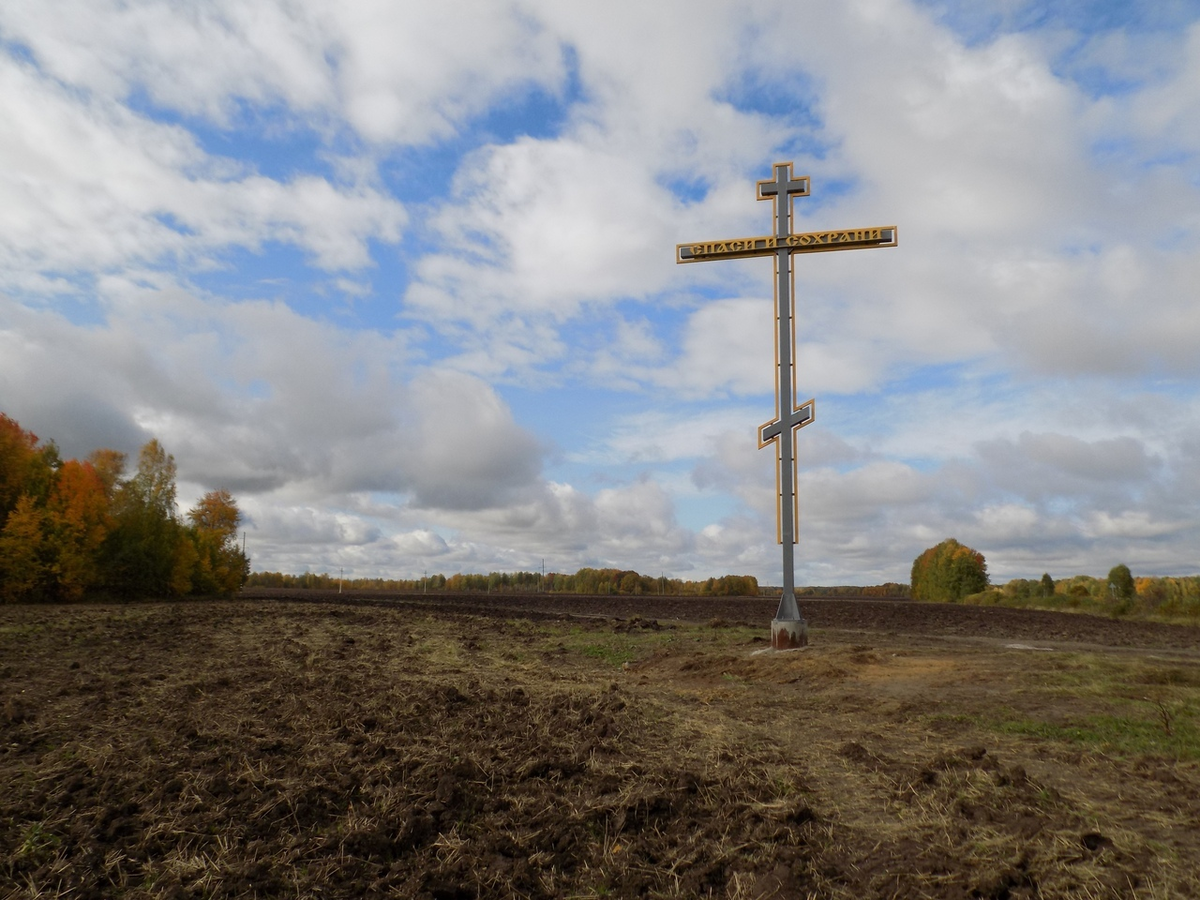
{"left": 757, "top": 165, "right": 809, "bottom": 238}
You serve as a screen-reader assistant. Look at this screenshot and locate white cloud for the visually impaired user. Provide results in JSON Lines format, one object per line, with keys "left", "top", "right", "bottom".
{"left": 664, "top": 298, "right": 773, "bottom": 398}
{"left": 0, "top": 288, "right": 542, "bottom": 513}
{"left": 976, "top": 431, "right": 1157, "bottom": 493}
{"left": 407, "top": 139, "right": 685, "bottom": 328}
{"left": 1081, "top": 510, "right": 1187, "bottom": 541}
{"left": 329, "top": 0, "right": 565, "bottom": 144}
{"left": 0, "top": 0, "right": 334, "bottom": 120}
{"left": 1120, "top": 21, "right": 1200, "bottom": 156}
{"left": 0, "top": 54, "right": 405, "bottom": 284}
{"left": 0, "top": 0, "right": 565, "bottom": 144}
{"left": 402, "top": 370, "right": 544, "bottom": 510}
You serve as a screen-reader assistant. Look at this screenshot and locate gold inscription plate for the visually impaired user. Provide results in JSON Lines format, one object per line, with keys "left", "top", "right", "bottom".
{"left": 677, "top": 226, "right": 897, "bottom": 263}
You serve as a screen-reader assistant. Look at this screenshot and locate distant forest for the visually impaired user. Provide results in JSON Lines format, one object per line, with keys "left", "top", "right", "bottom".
{"left": 246, "top": 568, "right": 761, "bottom": 597}
{"left": 246, "top": 569, "right": 915, "bottom": 598}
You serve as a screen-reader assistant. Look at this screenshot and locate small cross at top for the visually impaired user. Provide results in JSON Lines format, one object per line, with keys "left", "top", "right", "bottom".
{"left": 757, "top": 163, "right": 810, "bottom": 238}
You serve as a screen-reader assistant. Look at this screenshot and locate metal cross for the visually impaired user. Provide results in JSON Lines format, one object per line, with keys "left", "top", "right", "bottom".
{"left": 677, "top": 162, "right": 896, "bottom": 649}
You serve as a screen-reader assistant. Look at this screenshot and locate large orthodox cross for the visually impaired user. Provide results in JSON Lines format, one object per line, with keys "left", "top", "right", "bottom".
{"left": 677, "top": 162, "right": 896, "bottom": 649}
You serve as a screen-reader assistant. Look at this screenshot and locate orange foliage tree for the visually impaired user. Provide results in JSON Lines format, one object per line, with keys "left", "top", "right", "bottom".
{"left": 45, "top": 460, "right": 113, "bottom": 600}
{"left": 0, "top": 413, "right": 248, "bottom": 601}
{"left": 0, "top": 414, "right": 58, "bottom": 528}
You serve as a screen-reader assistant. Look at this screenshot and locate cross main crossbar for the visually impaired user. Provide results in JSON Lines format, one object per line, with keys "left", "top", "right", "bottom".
{"left": 677, "top": 227, "right": 896, "bottom": 263}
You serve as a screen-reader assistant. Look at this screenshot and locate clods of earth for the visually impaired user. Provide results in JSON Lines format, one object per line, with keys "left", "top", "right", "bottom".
{"left": 3, "top": 596, "right": 1200, "bottom": 898}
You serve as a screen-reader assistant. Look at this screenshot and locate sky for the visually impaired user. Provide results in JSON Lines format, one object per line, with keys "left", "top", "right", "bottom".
{"left": 2, "top": 0, "right": 1199, "bottom": 586}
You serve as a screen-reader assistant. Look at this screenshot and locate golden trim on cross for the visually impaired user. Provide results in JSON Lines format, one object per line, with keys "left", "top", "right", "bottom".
{"left": 676, "top": 161, "right": 897, "bottom": 626}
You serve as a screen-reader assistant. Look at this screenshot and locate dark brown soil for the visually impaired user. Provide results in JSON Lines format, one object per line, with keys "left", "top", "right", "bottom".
{"left": 2, "top": 598, "right": 1198, "bottom": 899}
{"left": 242, "top": 587, "right": 1200, "bottom": 650}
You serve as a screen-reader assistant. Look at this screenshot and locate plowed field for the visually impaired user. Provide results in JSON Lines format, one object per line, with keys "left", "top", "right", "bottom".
{"left": 242, "top": 588, "right": 1200, "bottom": 651}
{"left": 3, "top": 595, "right": 1199, "bottom": 899}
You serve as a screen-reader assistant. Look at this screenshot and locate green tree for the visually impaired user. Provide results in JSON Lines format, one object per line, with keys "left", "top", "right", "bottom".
{"left": 102, "top": 439, "right": 185, "bottom": 597}
{"left": 1107, "top": 564, "right": 1135, "bottom": 602}
{"left": 911, "top": 538, "right": 989, "bottom": 602}
{"left": 1040, "top": 572, "right": 1055, "bottom": 598}
{"left": 618, "top": 571, "right": 642, "bottom": 594}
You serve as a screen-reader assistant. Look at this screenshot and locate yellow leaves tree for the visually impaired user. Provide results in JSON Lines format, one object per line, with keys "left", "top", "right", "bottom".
{"left": 86, "top": 448, "right": 126, "bottom": 500}
{"left": 185, "top": 489, "right": 248, "bottom": 595}
{"left": 0, "top": 415, "right": 59, "bottom": 601}
{"left": 105, "top": 439, "right": 188, "bottom": 597}
{"left": 0, "top": 495, "right": 50, "bottom": 601}
{"left": 911, "top": 538, "right": 989, "bottom": 602}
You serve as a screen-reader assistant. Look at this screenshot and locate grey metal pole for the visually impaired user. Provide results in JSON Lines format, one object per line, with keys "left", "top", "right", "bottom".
{"left": 769, "top": 166, "right": 807, "bottom": 648}
{"left": 776, "top": 248, "right": 800, "bottom": 618}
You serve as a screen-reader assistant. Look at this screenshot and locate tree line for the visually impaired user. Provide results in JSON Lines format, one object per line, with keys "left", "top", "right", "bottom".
{"left": 0, "top": 414, "right": 248, "bottom": 601}
{"left": 797, "top": 583, "right": 911, "bottom": 598}
{"left": 911, "top": 537, "right": 1200, "bottom": 619}
{"left": 246, "top": 567, "right": 760, "bottom": 597}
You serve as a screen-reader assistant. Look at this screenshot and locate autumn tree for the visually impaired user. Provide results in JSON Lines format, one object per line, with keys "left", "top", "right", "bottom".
{"left": 698, "top": 574, "right": 759, "bottom": 596}
{"left": 184, "top": 489, "right": 249, "bottom": 595}
{"left": 0, "top": 413, "right": 252, "bottom": 601}
{"left": 0, "top": 414, "right": 38, "bottom": 527}
{"left": 0, "top": 414, "right": 59, "bottom": 530}
{"left": 87, "top": 448, "right": 126, "bottom": 500}
{"left": 0, "top": 495, "right": 50, "bottom": 601}
{"left": 44, "top": 460, "right": 113, "bottom": 600}
{"left": 911, "top": 538, "right": 989, "bottom": 602}
{"left": 0, "top": 416, "right": 63, "bottom": 601}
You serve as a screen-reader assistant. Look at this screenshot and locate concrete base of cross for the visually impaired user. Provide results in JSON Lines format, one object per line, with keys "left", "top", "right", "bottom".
{"left": 771, "top": 592, "right": 808, "bottom": 649}
{"left": 771, "top": 618, "right": 808, "bottom": 649}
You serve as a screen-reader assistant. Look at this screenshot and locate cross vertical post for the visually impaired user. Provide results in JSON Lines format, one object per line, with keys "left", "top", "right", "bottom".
{"left": 677, "top": 163, "right": 896, "bottom": 649}
{"left": 757, "top": 163, "right": 811, "bottom": 644}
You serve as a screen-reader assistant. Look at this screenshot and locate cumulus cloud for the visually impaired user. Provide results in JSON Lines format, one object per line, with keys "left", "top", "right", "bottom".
{"left": 0, "top": 0, "right": 565, "bottom": 144}
{"left": 0, "top": 289, "right": 544, "bottom": 513}
{"left": 401, "top": 371, "right": 544, "bottom": 510}
{"left": 976, "top": 431, "right": 1158, "bottom": 499}
{"left": 0, "top": 55, "right": 405, "bottom": 286}
{"left": 406, "top": 139, "right": 685, "bottom": 330}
